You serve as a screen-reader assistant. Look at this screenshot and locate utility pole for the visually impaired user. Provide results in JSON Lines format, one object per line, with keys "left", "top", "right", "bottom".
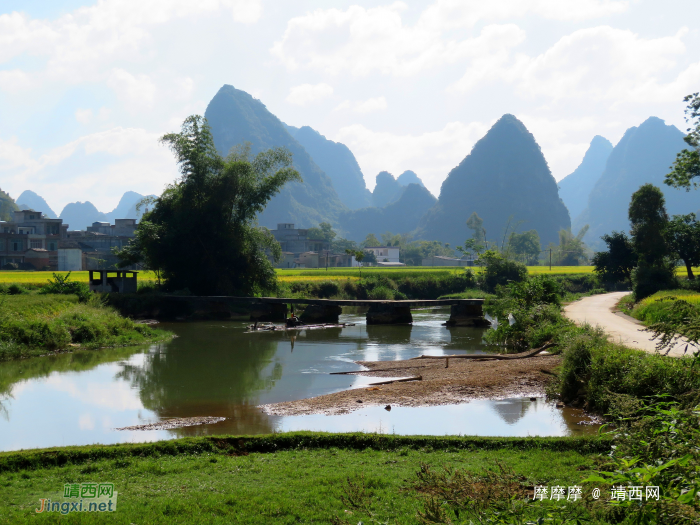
{"left": 549, "top": 248, "right": 552, "bottom": 271}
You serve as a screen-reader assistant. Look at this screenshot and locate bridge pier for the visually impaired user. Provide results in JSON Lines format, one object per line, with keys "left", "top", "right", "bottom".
{"left": 299, "top": 304, "right": 342, "bottom": 324}
{"left": 445, "top": 303, "right": 490, "bottom": 327}
{"left": 366, "top": 304, "right": 413, "bottom": 325}
{"left": 250, "top": 303, "right": 287, "bottom": 322}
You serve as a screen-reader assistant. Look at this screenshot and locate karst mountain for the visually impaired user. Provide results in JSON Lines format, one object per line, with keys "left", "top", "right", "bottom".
{"left": 417, "top": 114, "right": 570, "bottom": 247}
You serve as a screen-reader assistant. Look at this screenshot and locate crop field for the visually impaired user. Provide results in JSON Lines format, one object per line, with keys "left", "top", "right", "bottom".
{"left": 640, "top": 289, "right": 700, "bottom": 306}
{"left": 0, "top": 270, "right": 159, "bottom": 284}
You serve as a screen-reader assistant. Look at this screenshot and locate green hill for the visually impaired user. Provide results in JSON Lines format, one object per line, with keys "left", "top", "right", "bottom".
{"left": 0, "top": 189, "right": 18, "bottom": 221}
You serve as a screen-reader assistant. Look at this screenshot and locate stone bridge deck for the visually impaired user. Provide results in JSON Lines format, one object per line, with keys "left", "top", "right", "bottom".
{"left": 167, "top": 296, "right": 487, "bottom": 326}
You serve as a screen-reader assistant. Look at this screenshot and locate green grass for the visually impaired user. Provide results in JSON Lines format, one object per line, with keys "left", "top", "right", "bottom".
{"left": 625, "top": 289, "right": 700, "bottom": 325}
{"left": 0, "top": 434, "right": 605, "bottom": 524}
{"left": 0, "top": 294, "right": 171, "bottom": 361}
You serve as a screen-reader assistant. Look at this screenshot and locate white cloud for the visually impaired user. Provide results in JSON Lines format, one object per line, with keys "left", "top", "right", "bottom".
{"left": 75, "top": 108, "right": 93, "bottom": 124}
{"left": 448, "top": 25, "right": 699, "bottom": 104}
{"left": 334, "top": 96, "right": 388, "bottom": 113}
{"left": 286, "top": 82, "right": 334, "bottom": 106}
{"left": 107, "top": 68, "right": 158, "bottom": 111}
{"left": 335, "top": 120, "right": 490, "bottom": 194}
{"left": 0, "top": 127, "right": 177, "bottom": 213}
{"left": 271, "top": 3, "right": 526, "bottom": 77}
{"left": 0, "top": 69, "right": 33, "bottom": 93}
{"left": 419, "top": 0, "right": 628, "bottom": 31}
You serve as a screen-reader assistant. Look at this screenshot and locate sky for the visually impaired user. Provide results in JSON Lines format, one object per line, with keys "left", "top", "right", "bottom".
{"left": 1, "top": 0, "right": 698, "bottom": 215}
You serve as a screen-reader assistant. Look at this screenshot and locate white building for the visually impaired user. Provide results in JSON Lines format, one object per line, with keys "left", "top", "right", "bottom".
{"left": 364, "top": 246, "right": 400, "bottom": 263}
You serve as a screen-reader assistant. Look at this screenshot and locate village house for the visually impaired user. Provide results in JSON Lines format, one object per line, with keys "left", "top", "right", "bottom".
{"left": 269, "top": 223, "right": 356, "bottom": 268}
{"left": 0, "top": 210, "right": 67, "bottom": 269}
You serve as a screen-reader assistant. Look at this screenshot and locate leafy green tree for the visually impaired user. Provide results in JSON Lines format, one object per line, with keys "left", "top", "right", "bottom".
{"left": 629, "top": 184, "right": 670, "bottom": 266}
{"left": 331, "top": 237, "right": 357, "bottom": 254}
{"left": 665, "top": 213, "right": 700, "bottom": 279}
{"left": 508, "top": 230, "right": 541, "bottom": 264}
{"left": 665, "top": 92, "right": 700, "bottom": 191}
{"left": 476, "top": 249, "right": 527, "bottom": 292}
{"left": 555, "top": 226, "right": 589, "bottom": 265}
{"left": 466, "top": 211, "right": 486, "bottom": 243}
{"left": 592, "top": 231, "right": 637, "bottom": 284}
{"left": 363, "top": 249, "right": 377, "bottom": 265}
{"left": 306, "top": 222, "right": 336, "bottom": 243}
{"left": 116, "top": 115, "right": 301, "bottom": 295}
{"left": 361, "top": 233, "right": 381, "bottom": 248}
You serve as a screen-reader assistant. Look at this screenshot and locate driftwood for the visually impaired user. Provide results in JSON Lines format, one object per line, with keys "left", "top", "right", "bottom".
{"left": 409, "top": 342, "right": 557, "bottom": 362}
{"left": 246, "top": 322, "right": 355, "bottom": 333}
{"left": 368, "top": 375, "right": 422, "bottom": 386}
{"left": 330, "top": 365, "right": 430, "bottom": 375}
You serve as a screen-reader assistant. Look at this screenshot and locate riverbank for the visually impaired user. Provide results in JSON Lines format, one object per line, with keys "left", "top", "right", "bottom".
{"left": 0, "top": 433, "right": 607, "bottom": 524}
{"left": 0, "top": 294, "right": 172, "bottom": 361}
{"left": 263, "top": 350, "right": 562, "bottom": 416}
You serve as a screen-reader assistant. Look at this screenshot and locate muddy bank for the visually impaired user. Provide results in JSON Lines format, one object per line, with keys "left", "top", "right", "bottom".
{"left": 261, "top": 352, "right": 562, "bottom": 416}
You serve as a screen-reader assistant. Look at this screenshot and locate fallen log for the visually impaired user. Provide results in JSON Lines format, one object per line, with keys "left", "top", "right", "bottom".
{"left": 409, "top": 342, "right": 557, "bottom": 361}
{"left": 330, "top": 365, "right": 430, "bottom": 375}
{"left": 368, "top": 375, "right": 422, "bottom": 386}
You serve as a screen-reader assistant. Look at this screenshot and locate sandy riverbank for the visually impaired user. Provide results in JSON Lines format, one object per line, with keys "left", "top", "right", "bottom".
{"left": 261, "top": 352, "right": 562, "bottom": 416}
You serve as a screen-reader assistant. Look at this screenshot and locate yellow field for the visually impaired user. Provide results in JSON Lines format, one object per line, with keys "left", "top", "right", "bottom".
{"left": 641, "top": 290, "right": 700, "bottom": 306}
{"left": 0, "top": 270, "right": 159, "bottom": 284}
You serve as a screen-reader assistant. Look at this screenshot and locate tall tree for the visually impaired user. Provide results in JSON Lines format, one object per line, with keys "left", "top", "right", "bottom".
{"left": 665, "top": 92, "right": 700, "bottom": 191}
{"left": 665, "top": 213, "right": 700, "bottom": 279}
{"left": 592, "top": 231, "right": 636, "bottom": 284}
{"left": 628, "top": 184, "right": 669, "bottom": 266}
{"left": 116, "top": 115, "right": 301, "bottom": 295}
{"left": 466, "top": 212, "right": 486, "bottom": 244}
{"left": 361, "top": 233, "right": 381, "bottom": 247}
{"left": 556, "top": 226, "right": 589, "bottom": 265}
{"left": 507, "top": 230, "right": 541, "bottom": 264}
{"left": 306, "top": 222, "right": 336, "bottom": 243}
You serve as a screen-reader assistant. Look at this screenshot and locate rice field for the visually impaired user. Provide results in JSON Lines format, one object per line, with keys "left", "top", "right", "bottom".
{"left": 640, "top": 289, "right": 700, "bottom": 306}
{"left": 0, "top": 270, "right": 159, "bottom": 284}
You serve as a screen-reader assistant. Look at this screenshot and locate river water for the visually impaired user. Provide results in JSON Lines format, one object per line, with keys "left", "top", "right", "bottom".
{"left": 0, "top": 308, "right": 598, "bottom": 451}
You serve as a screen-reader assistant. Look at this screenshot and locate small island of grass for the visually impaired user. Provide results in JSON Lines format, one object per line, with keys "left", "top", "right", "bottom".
{"left": 0, "top": 292, "right": 172, "bottom": 361}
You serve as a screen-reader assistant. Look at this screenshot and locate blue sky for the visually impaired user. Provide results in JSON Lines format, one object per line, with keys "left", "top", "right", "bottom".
{"left": 1, "top": 0, "right": 698, "bottom": 215}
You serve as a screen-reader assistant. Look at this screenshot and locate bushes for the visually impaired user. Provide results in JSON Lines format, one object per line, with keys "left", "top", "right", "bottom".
{"left": 631, "top": 262, "right": 678, "bottom": 300}
{"left": 480, "top": 256, "right": 527, "bottom": 293}
{"left": 0, "top": 294, "right": 171, "bottom": 360}
{"left": 38, "top": 272, "right": 91, "bottom": 302}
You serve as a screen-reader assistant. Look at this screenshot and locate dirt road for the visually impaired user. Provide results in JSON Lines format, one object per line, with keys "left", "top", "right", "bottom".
{"left": 563, "top": 292, "right": 691, "bottom": 357}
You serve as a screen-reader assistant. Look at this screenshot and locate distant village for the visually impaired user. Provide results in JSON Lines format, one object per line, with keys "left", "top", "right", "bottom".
{"left": 0, "top": 212, "right": 474, "bottom": 271}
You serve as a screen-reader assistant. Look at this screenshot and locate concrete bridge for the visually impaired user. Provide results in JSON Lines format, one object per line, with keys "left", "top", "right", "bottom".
{"left": 166, "top": 296, "right": 489, "bottom": 326}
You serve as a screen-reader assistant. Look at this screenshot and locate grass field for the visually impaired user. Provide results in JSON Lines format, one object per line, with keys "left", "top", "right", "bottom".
{"left": 640, "top": 289, "right": 700, "bottom": 306}
{"left": 0, "top": 270, "right": 159, "bottom": 285}
{"left": 0, "top": 434, "right": 604, "bottom": 524}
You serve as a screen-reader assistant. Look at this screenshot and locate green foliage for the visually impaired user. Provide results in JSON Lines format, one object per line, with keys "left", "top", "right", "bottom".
{"left": 0, "top": 188, "right": 19, "bottom": 222}
{"left": 466, "top": 211, "right": 486, "bottom": 244}
{"left": 403, "top": 240, "right": 456, "bottom": 265}
{"left": 507, "top": 274, "right": 561, "bottom": 308}
{"left": 477, "top": 250, "right": 528, "bottom": 293}
{"left": 644, "top": 299, "right": 700, "bottom": 354}
{"left": 0, "top": 294, "right": 170, "bottom": 361}
{"left": 665, "top": 213, "right": 700, "bottom": 279}
{"left": 507, "top": 229, "right": 540, "bottom": 264}
{"left": 554, "top": 225, "right": 589, "bottom": 265}
{"left": 306, "top": 222, "right": 336, "bottom": 243}
{"left": 360, "top": 233, "right": 380, "bottom": 248}
{"left": 629, "top": 184, "right": 670, "bottom": 266}
{"left": 592, "top": 231, "right": 637, "bottom": 285}
{"left": 665, "top": 92, "right": 700, "bottom": 191}
{"left": 115, "top": 115, "right": 301, "bottom": 295}
{"left": 632, "top": 261, "right": 678, "bottom": 300}
{"left": 38, "top": 272, "right": 91, "bottom": 302}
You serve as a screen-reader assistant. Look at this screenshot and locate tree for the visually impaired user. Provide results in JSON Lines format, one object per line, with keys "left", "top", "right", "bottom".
{"left": 629, "top": 184, "right": 669, "bottom": 266}
{"left": 555, "top": 226, "right": 589, "bottom": 265}
{"left": 466, "top": 211, "right": 486, "bottom": 243}
{"left": 307, "top": 222, "right": 336, "bottom": 243}
{"left": 592, "top": 231, "right": 636, "bottom": 284}
{"left": 115, "top": 115, "right": 301, "bottom": 295}
{"left": 665, "top": 213, "right": 700, "bottom": 279}
{"left": 361, "top": 233, "right": 381, "bottom": 248}
{"left": 508, "top": 230, "right": 541, "bottom": 264}
{"left": 665, "top": 92, "right": 700, "bottom": 191}
{"left": 363, "top": 249, "right": 377, "bottom": 265}
{"left": 476, "top": 249, "right": 527, "bottom": 292}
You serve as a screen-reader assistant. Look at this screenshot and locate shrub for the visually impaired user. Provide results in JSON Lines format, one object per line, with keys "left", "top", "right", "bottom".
{"left": 367, "top": 286, "right": 394, "bottom": 300}
{"left": 39, "top": 272, "right": 91, "bottom": 302}
{"left": 631, "top": 262, "right": 678, "bottom": 300}
{"left": 480, "top": 256, "right": 527, "bottom": 293}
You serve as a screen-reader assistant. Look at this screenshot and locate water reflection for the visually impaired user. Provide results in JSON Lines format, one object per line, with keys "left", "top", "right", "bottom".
{"left": 0, "top": 309, "right": 600, "bottom": 451}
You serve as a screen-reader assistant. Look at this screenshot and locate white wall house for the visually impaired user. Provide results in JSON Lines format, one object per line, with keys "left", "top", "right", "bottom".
{"left": 364, "top": 246, "right": 400, "bottom": 263}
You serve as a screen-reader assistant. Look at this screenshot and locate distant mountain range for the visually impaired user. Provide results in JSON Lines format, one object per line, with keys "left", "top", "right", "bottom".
{"left": 14, "top": 85, "right": 697, "bottom": 254}
{"left": 558, "top": 136, "right": 613, "bottom": 221}
{"left": 574, "top": 116, "right": 697, "bottom": 248}
{"left": 16, "top": 190, "right": 152, "bottom": 231}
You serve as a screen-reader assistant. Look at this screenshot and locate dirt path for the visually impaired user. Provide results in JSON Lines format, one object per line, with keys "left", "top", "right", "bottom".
{"left": 261, "top": 352, "right": 561, "bottom": 416}
{"left": 563, "top": 292, "right": 690, "bottom": 357}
